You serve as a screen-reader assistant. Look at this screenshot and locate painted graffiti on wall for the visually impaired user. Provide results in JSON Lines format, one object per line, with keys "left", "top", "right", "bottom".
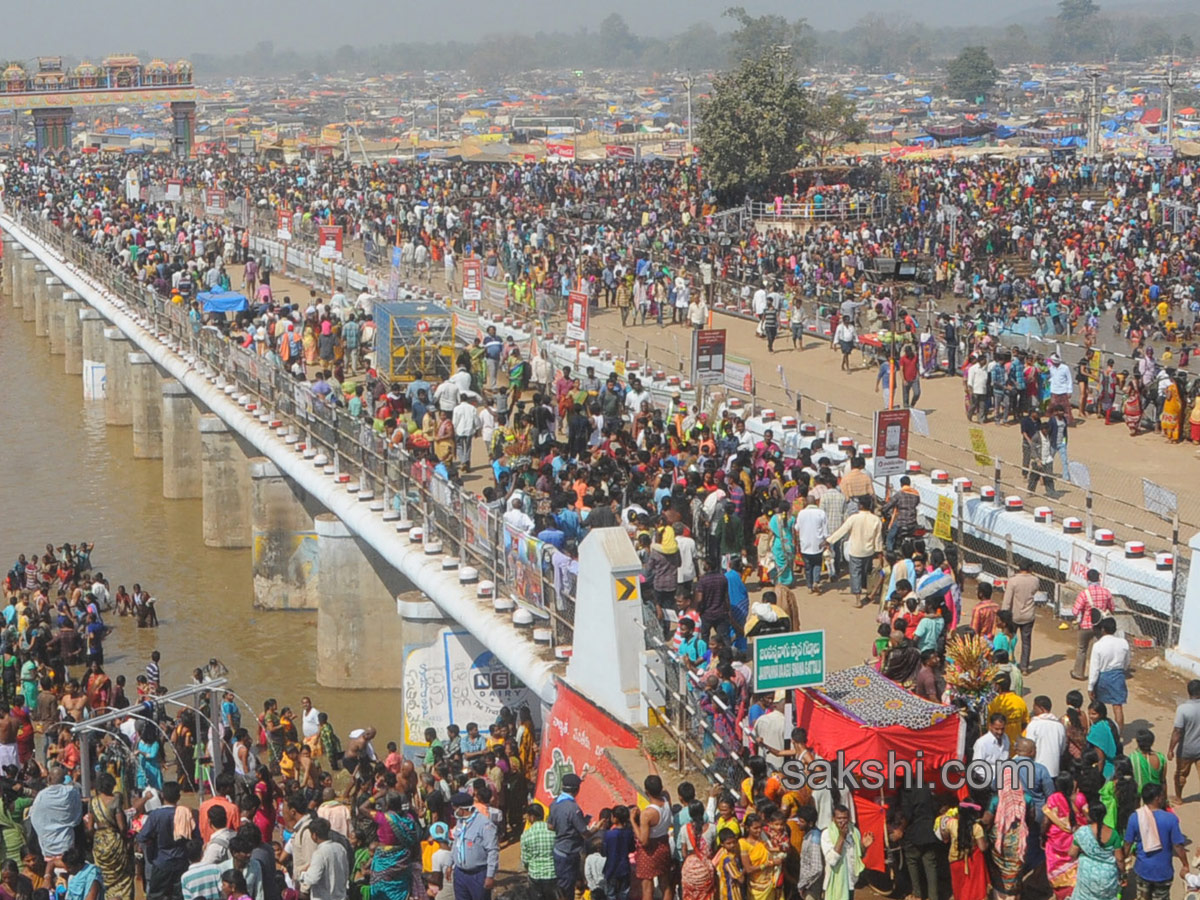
{"left": 402, "top": 627, "right": 539, "bottom": 755}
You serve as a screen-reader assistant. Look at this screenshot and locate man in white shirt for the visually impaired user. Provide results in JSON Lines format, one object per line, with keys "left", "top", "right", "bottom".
{"left": 1088, "top": 617, "right": 1131, "bottom": 734}
{"left": 432, "top": 378, "right": 460, "bottom": 413}
{"left": 1047, "top": 353, "right": 1074, "bottom": 425}
{"left": 300, "top": 697, "right": 321, "bottom": 740}
{"left": 452, "top": 395, "right": 480, "bottom": 473}
{"left": 298, "top": 818, "right": 348, "bottom": 900}
{"left": 90, "top": 576, "right": 111, "bottom": 611}
{"left": 751, "top": 693, "right": 789, "bottom": 769}
{"left": 503, "top": 498, "right": 535, "bottom": 535}
{"left": 972, "top": 713, "right": 1012, "bottom": 779}
{"left": 794, "top": 496, "right": 828, "bottom": 593}
{"left": 1023, "top": 695, "right": 1067, "bottom": 778}
{"left": 966, "top": 356, "right": 990, "bottom": 421}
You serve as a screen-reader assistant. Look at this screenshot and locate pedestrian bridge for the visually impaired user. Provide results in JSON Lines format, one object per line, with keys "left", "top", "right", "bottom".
{"left": 0, "top": 212, "right": 651, "bottom": 747}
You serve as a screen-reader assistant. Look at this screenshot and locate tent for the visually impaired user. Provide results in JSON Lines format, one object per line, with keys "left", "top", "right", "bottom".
{"left": 197, "top": 290, "right": 249, "bottom": 313}
{"left": 794, "top": 666, "right": 964, "bottom": 871}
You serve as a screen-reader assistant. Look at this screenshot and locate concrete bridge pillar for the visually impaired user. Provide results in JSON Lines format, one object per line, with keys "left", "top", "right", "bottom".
{"left": 62, "top": 292, "right": 84, "bottom": 374}
{"left": 161, "top": 381, "right": 202, "bottom": 499}
{"left": 1, "top": 235, "right": 16, "bottom": 304}
{"left": 314, "top": 513, "right": 410, "bottom": 689}
{"left": 200, "top": 415, "right": 251, "bottom": 548}
{"left": 33, "top": 264, "right": 49, "bottom": 336}
{"left": 18, "top": 253, "right": 36, "bottom": 319}
{"left": 102, "top": 328, "right": 132, "bottom": 425}
{"left": 129, "top": 353, "right": 164, "bottom": 459}
{"left": 250, "top": 458, "right": 319, "bottom": 610}
{"left": 47, "top": 276, "right": 67, "bottom": 355}
{"left": 80, "top": 310, "right": 107, "bottom": 400}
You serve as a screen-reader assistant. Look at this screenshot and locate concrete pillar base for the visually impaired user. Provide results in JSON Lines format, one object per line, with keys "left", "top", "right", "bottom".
{"left": 315, "top": 513, "right": 411, "bottom": 688}
{"left": 62, "top": 292, "right": 84, "bottom": 374}
{"left": 33, "top": 264, "right": 49, "bottom": 336}
{"left": 200, "top": 415, "right": 251, "bottom": 548}
{"left": 162, "top": 381, "right": 202, "bottom": 498}
{"left": 47, "top": 276, "right": 66, "bottom": 354}
{"left": 18, "top": 254, "right": 36, "bottom": 319}
{"left": 103, "top": 328, "right": 132, "bottom": 425}
{"left": 129, "top": 352, "right": 164, "bottom": 459}
{"left": 81, "top": 310, "right": 107, "bottom": 400}
{"left": 0, "top": 236, "right": 15, "bottom": 305}
{"left": 251, "top": 458, "right": 319, "bottom": 610}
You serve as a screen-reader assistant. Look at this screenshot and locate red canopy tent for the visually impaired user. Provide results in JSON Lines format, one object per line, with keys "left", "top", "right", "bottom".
{"left": 793, "top": 666, "right": 964, "bottom": 871}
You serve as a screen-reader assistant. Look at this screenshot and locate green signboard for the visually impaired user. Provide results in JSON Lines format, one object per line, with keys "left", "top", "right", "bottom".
{"left": 752, "top": 630, "right": 826, "bottom": 692}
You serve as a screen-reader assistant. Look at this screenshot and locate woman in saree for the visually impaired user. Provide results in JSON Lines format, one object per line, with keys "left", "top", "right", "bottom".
{"left": 515, "top": 707, "right": 537, "bottom": 781}
{"left": 767, "top": 501, "right": 795, "bottom": 588}
{"left": 988, "top": 771, "right": 1029, "bottom": 900}
{"left": 84, "top": 662, "right": 111, "bottom": 711}
{"left": 937, "top": 794, "right": 988, "bottom": 900}
{"left": 1160, "top": 377, "right": 1182, "bottom": 441}
{"left": 171, "top": 710, "right": 196, "bottom": 792}
{"left": 739, "top": 814, "right": 784, "bottom": 900}
{"left": 87, "top": 772, "right": 134, "bottom": 900}
{"left": 370, "top": 792, "right": 420, "bottom": 900}
{"left": 1086, "top": 700, "right": 1120, "bottom": 779}
{"left": 302, "top": 323, "right": 318, "bottom": 367}
{"left": 1042, "top": 772, "right": 1085, "bottom": 897}
{"left": 1070, "top": 802, "right": 1125, "bottom": 900}
{"left": 1122, "top": 377, "right": 1143, "bottom": 436}
{"left": 679, "top": 802, "right": 716, "bottom": 900}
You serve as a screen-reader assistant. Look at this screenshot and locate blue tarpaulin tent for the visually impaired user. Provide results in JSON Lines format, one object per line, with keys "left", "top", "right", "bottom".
{"left": 197, "top": 290, "right": 249, "bottom": 313}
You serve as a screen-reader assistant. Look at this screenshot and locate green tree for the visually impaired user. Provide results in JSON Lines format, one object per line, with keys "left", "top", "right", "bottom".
{"left": 802, "top": 94, "right": 867, "bottom": 163}
{"left": 946, "top": 46, "right": 998, "bottom": 102}
{"left": 696, "top": 49, "right": 808, "bottom": 201}
{"left": 1058, "top": 0, "right": 1100, "bottom": 23}
{"left": 724, "top": 6, "right": 813, "bottom": 68}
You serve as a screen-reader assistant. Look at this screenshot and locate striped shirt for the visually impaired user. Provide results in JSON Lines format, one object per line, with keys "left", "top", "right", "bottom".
{"left": 820, "top": 490, "right": 848, "bottom": 533}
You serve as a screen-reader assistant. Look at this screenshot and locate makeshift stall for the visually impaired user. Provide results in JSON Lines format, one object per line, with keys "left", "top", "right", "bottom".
{"left": 196, "top": 290, "right": 249, "bottom": 314}
{"left": 794, "top": 666, "right": 964, "bottom": 872}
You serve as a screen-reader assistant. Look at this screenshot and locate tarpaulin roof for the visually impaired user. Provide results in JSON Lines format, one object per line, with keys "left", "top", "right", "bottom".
{"left": 197, "top": 290, "right": 249, "bottom": 313}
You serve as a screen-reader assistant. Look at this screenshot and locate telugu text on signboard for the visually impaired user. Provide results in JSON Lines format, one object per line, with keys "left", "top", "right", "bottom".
{"left": 752, "top": 630, "right": 826, "bottom": 692}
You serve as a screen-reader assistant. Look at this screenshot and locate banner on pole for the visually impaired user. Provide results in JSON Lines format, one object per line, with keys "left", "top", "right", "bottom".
{"left": 566, "top": 291, "right": 589, "bottom": 342}
{"left": 462, "top": 259, "right": 483, "bottom": 302}
{"left": 873, "top": 408, "right": 911, "bottom": 477}
{"left": 693, "top": 328, "right": 727, "bottom": 386}
{"left": 276, "top": 210, "right": 292, "bottom": 242}
{"left": 204, "top": 189, "right": 227, "bottom": 216}
{"left": 318, "top": 225, "right": 343, "bottom": 260}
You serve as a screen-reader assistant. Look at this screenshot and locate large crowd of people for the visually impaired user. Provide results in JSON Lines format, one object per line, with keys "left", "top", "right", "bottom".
{"left": 2, "top": 146, "right": 1200, "bottom": 900}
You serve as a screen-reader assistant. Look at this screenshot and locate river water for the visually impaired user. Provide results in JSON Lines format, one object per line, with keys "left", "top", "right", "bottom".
{"left": 0, "top": 294, "right": 404, "bottom": 739}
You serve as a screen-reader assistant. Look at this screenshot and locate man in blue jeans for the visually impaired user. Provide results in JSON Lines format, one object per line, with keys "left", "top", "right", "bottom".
{"left": 794, "top": 496, "right": 828, "bottom": 593}
{"left": 1124, "top": 783, "right": 1190, "bottom": 899}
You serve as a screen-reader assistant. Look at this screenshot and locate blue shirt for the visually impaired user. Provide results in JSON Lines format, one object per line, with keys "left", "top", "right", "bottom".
{"left": 1125, "top": 807, "right": 1186, "bottom": 882}
{"left": 725, "top": 571, "right": 749, "bottom": 625}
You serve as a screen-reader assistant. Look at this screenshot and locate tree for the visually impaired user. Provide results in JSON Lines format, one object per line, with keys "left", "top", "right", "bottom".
{"left": 696, "top": 49, "right": 808, "bottom": 202}
{"left": 724, "top": 7, "right": 813, "bottom": 68}
{"left": 1058, "top": 0, "right": 1100, "bottom": 23}
{"left": 1054, "top": 0, "right": 1104, "bottom": 59}
{"left": 946, "top": 46, "right": 998, "bottom": 103}
{"left": 802, "top": 94, "right": 867, "bottom": 164}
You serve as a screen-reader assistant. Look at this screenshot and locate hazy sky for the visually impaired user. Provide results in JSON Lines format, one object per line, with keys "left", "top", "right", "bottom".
{"left": 0, "top": 0, "right": 1067, "bottom": 58}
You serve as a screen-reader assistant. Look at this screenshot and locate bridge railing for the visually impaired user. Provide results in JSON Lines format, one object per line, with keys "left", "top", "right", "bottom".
{"left": 14, "top": 210, "right": 576, "bottom": 650}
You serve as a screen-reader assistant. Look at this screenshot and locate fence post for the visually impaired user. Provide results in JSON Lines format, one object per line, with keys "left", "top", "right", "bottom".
{"left": 956, "top": 484, "right": 965, "bottom": 547}
{"left": 1085, "top": 490, "right": 1094, "bottom": 539}
{"left": 676, "top": 662, "right": 688, "bottom": 773}
{"left": 1170, "top": 510, "right": 1182, "bottom": 648}
{"left": 1005, "top": 536, "right": 1015, "bottom": 577}
{"left": 993, "top": 460, "right": 1002, "bottom": 504}
{"left": 825, "top": 403, "right": 833, "bottom": 445}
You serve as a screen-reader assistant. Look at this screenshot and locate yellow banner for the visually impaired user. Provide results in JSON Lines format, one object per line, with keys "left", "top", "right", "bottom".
{"left": 968, "top": 426, "right": 993, "bottom": 467}
{"left": 934, "top": 494, "right": 954, "bottom": 541}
